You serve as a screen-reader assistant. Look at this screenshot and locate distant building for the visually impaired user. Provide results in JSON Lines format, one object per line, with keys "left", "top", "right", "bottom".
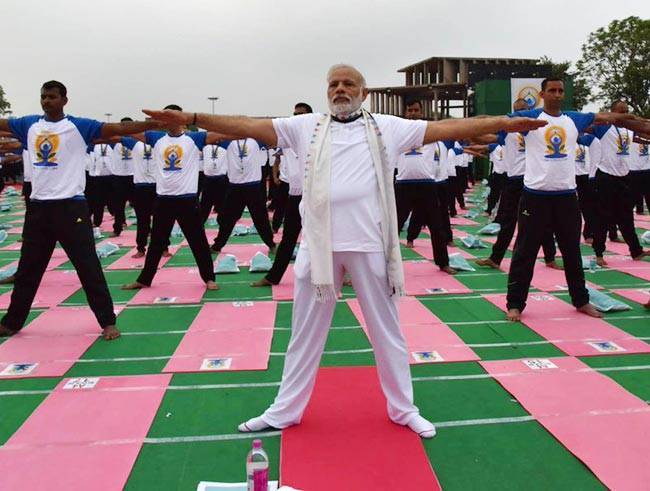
{"left": 369, "top": 56, "right": 555, "bottom": 119}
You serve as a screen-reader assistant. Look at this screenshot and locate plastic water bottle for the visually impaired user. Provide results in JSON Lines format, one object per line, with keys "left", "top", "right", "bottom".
{"left": 246, "top": 439, "right": 269, "bottom": 491}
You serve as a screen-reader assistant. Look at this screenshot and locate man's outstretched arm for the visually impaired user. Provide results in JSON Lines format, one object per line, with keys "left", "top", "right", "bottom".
{"left": 593, "top": 112, "right": 650, "bottom": 134}
{"left": 100, "top": 120, "right": 162, "bottom": 139}
{"left": 423, "top": 116, "right": 546, "bottom": 145}
{"left": 143, "top": 110, "right": 278, "bottom": 147}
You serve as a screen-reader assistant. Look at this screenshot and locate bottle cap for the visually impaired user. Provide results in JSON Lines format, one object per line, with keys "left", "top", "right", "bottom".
{"left": 253, "top": 439, "right": 262, "bottom": 449}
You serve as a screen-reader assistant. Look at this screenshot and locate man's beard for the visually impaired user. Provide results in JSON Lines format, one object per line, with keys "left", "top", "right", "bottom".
{"left": 328, "top": 94, "right": 363, "bottom": 119}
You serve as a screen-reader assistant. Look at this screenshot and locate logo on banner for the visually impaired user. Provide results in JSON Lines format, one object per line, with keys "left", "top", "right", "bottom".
{"left": 34, "top": 132, "right": 60, "bottom": 167}
{"left": 163, "top": 145, "right": 183, "bottom": 171}
{"left": 544, "top": 126, "right": 568, "bottom": 159}
{"left": 517, "top": 86, "right": 541, "bottom": 109}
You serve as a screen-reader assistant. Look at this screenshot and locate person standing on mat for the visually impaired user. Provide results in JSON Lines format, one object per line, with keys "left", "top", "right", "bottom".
{"left": 394, "top": 99, "right": 456, "bottom": 274}
{"left": 122, "top": 104, "right": 227, "bottom": 292}
{"left": 252, "top": 102, "right": 313, "bottom": 288}
{"left": 109, "top": 118, "right": 137, "bottom": 237}
{"left": 476, "top": 98, "right": 560, "bottom": 271}
{"left": 504, "top": 78, "right": 650, "bottom": 322}
{"left": 144, "top": 64, "right": 547, "bottom": 439}
{"left": 200, "top": 140, "right": 229, "bottom": 223}
{"left": 590, "top": 100, "right": 650, "bottom": 266}
{"left": 486, "top": 143, "right": 506, "bottom": 216}
{"left": 629, "top": 136, "right": 650, "bottom": 215}
{"left": 575, "top": 133, "right": 601, "bottom": 244}
{"left": 0, "top": 80, "right": 161, "bottom": 340}
{"left": 210, "top": 137, "right": 277, "bottom": 254}
{"left": 89, "top": 141, "right": 116, "bottom": 234}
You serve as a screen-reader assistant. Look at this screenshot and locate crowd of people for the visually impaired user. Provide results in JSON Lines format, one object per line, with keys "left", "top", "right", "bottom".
{"left": 0, "top": 65, "right": 649, "bottom": 439}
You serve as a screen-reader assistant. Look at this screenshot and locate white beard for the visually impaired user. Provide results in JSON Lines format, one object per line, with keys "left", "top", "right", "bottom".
{"left": 328, "top": 95, "right": 363, "bottom": 119}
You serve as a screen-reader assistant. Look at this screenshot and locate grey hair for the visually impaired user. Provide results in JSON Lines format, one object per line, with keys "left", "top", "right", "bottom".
{"left": 326, "top": 64, "right": 367, "bottom": 88}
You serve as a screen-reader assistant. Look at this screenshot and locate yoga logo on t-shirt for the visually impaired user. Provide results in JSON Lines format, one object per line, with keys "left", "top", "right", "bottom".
{"left": 120, "top": 145, "right": 132, "bottom": 161}
{"left": 575, "top": 145, "right": 586, "bottom": 163}
{"left": 405, "top": 147, "right": 423, "bottom": 156}
{"left": 616, "top": 134, "right": 630, "bottom": 156}
{"left": 163, "top": 144, "right": 183, "bottom": 171}
{"left": 640, "top": 144, "right": 649, "bottom": 157}
{"left": 544, "top": 126, "right": 568, "bottom": 159}
{"left": 433, "top": 145, "right": 440, "bottom": 161}
{"left": 34, "top": 132, "right": 60, "bottom": 167}
{"left": 517, "top": 133, "right": 526, "bottom": 153}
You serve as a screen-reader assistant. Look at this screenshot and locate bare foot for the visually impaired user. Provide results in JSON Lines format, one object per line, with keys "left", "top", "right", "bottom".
{"left": 122, "top": 281, "right": 147, "bottom": 290}
{"left": 506, "top": 308, "right": 521, "bottom": 322}
{"left": 405, "top": 241, "right": 414, "bottom": 249}
{"left": 596, "top": 256, "right": 607, "bottom": 267}
{"left": 632, "top": 251, "right": 649, "bottom": 261}
{"left": 441, "top": 265, "right": 457, "bottom": 275}
{"left": 0, "top": 325, "right": 17, "bottom": 337}
{"left": 102, "top": 325, "right": 121, "bottom": 341}
{"left": 0, "top": 274, "right": 15, "bottom": 285}
{"left": 577, "top": 303, "right": 603, "bottom": 318}
{"left": 251, "top": 278, "right": 272, "bottom": 287}
{"left": 475, "top": 258, "right": 501, "bottom": 270}
{"left": 206, "top": 280, "right": 220, "bottom": 291}
{"left": 131, "top": 251, "right": 145, "bottom": 259}
{"left": 545, "top": 261, "right": 563, "bottom": 270}
{"left": 162, "top": 249, "right": 172, "bottom": 258}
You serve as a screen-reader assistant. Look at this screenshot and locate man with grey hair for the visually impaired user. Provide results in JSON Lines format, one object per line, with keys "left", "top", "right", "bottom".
{"left": 143, "top": 63, "right": 548, "bottom": 438}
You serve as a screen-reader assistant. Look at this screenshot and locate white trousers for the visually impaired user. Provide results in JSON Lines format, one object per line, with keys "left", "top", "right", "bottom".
{"left": 262, "top": 249, "right": 420, "bottom": 428}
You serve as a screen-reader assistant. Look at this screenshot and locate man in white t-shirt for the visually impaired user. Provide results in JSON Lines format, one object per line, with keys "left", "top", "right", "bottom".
{"left": 210, "top": 138, "right": 277, "bottom": 254}
{"left": 0, "top": 80, "right": 161, "bottom": 340}
{"left": 591, "top": 100, "right": 649, "bottom": 264}
{"left": 395, "top": 99, "right": 455, "bottom": 274}
{"left": 629, "top": 138, "right": 649, "bottom": 214}
{"left": 486, "top": 143, "right": 506, "bottom": 216}
{"left": 252, "top": 102, "right": 313, "bottom": 288}
{"left": 143, "top": 64, "right": 550, "bottom": 439}
{"left": 122, "top": 104, "right": 227, "bottom": 292}
{"left": 109, "top": 117, "right": 137, "bottom": 237}
{"left": 199, "top": 141, "right": 228, "bottom": 223}
{"left": 504, "top": 79, "right": 650, "bottom": 322}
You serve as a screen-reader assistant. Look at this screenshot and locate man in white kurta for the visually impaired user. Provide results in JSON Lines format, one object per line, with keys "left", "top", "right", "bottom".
{"left": 142, "top": 64, "right": 553, "bottom": 439}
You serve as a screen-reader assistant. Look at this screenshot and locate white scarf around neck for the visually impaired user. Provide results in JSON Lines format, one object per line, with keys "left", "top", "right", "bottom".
{"left": 302, "top": 109, "right": 405, "bottom": 301}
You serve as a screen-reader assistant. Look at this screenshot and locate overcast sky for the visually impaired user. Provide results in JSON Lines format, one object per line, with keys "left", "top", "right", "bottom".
{"left": 1, "top": 0, "right": 648, "bottom": 120}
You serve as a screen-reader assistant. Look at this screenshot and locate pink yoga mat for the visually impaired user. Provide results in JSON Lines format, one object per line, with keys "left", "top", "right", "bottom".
{"left": 612, "top": 288, "right": 650, "bottom": 306}
{"left": 281, "top": 367, "right": 441, "bottom": 490}
{"left": 403, "top": 261, "right": 471, "bottom": 295}
{"left": 600, "top": 255, "right": 650, "bottom": 281}
{"left": 348, "top": 296, "right": 479, "bottom": 363}
{"left": 402, "top": 239, "right": 475, "bottom": 262}
{"left": 0, "top": 307, "right": 104, "bottom": 378}
{"left": 0, "top": 374, "right": 171, "bottom": 490}
{"left": 484, "top": 293, "right": 650, "bottom": 356}
{"left": 604, "top": 240, "right": 634, "bottom": 256}
{"left": 481, "top": 357, "right": 650, "bottom": 491}
{"left": 0, "top": 271, "right": 81, "bottom": 309}
{"left": 164, "top": 301, "right": 276, "bottom": 372}
{"left": 107, "top": 246, "right": 174, "bottom": 270}
{"left": 128, "top": 283, "right": 206, "bottom": 305}
{"left": 96, "top": 232, "right": 137, "bottom": 247}
{"left": 500, "top": 258, "right": 599, "bottom": 292}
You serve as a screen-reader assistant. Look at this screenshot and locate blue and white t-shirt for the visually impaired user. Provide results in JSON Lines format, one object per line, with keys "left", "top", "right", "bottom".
{"left": 224, "top": 138, "right": 267, "bottom": 184}
{"left": 126, "top": 140, "right": 156, "bottom": 185}
{"left": 488, "top": 144, "right": 505, "bottom": 175}
{"left": 396, "top": 143, "right": 437, "bottom": 182}
{"left": 145, "top": 131, "right": 207, "bottom": 196}
{"left": 591, "top": 125, "right": 634, "bottom": 177}
{"left": 433, "top": 141, "right": 452, "bottom": 183}
{"left": 202, "top": 144, "right": 228, "bottom": 177}
{"left": 111, "top": 137, "right": 136, "bottom": 176}
{"left": 497, "top": 132, "right": 526, "bottom": 178}
{"left": 8, "top": 115, "right": 103, "bottom": 200}
{"left": 630, "top": 141, "right": 650, "bottom": 171}
{"left": 506, "top": 109, "right": 595, "bottom": 193}
{"left": 91, "top": 143, "right": 114, "bottom": 177}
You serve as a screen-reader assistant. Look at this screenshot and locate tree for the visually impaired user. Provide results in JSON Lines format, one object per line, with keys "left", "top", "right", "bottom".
{"left": 0, "top": 85, "right": 10, "bottom": 116}
{"left": 538, "top": 56, "right": 591, "bottom": 110}
{"left": 576, "top": 16, "right": 650, "bottom": 118}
